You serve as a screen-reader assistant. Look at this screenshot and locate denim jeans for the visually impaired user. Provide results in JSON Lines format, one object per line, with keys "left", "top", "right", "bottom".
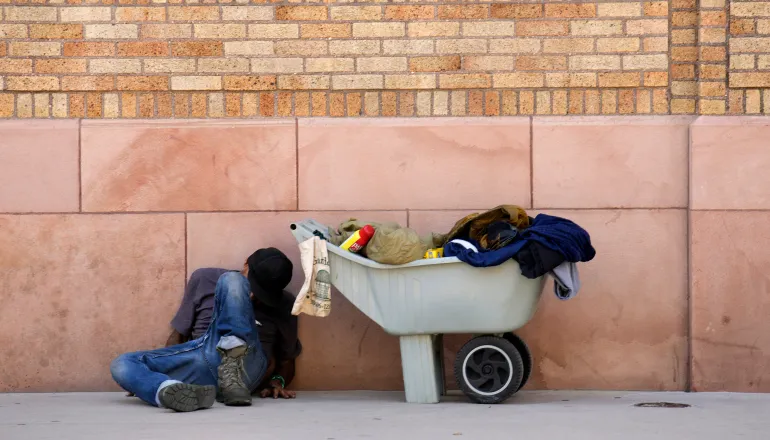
{"left": 110, "top": 272, "right": 268, "bottom": 407}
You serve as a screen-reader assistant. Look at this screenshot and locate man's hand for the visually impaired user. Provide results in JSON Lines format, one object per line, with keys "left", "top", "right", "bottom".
{"left": 165, "top": 330, "right": 184, "bottom": 347}
{"left": 259, "top": 379, "right": 296, "bottom": 399}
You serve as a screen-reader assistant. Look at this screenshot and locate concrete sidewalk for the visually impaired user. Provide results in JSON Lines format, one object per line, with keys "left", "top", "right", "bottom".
{"left": 0, "top": 391, "right": 767, "bottom": 440}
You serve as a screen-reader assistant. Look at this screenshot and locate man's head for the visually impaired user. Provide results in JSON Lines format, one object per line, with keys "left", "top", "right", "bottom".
{"left": 243, "top": 248, "right": 293, "bottom": 309}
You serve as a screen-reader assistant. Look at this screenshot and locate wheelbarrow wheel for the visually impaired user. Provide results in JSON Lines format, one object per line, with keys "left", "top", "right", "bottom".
{"left": 504, "top": 332, "right": 532, "bottom": 391}
{"left": 454, "top": 336, "right": 524, "bottom": 404}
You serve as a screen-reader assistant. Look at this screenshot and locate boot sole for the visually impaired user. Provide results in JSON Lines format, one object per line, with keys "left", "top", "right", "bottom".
{"left": 223, "top": 396, "right": 252, "bottom": 407}
{"left": 159, "top": 383, "right": 216, "bottom": 412}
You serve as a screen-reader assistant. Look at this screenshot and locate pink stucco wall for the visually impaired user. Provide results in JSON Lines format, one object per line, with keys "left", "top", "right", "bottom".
{"left": 0, "top": 116, "right": 766, "bottom": 393}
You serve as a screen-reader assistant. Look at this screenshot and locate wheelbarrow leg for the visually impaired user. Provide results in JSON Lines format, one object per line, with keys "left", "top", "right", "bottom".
{"left": 399, "top": 335, "right": 442, "bottom": 404}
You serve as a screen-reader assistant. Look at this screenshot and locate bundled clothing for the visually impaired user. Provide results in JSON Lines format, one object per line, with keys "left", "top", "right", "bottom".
{"left": 329, "top": 219, "right": 443, "bottom": 266}
{"left": 442, "top": 205, "right": 530, "bottom": 249}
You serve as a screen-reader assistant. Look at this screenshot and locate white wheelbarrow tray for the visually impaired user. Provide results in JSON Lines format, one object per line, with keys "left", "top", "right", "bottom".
{"left": 291, "top": 219, "right": 545, "bottom": 403}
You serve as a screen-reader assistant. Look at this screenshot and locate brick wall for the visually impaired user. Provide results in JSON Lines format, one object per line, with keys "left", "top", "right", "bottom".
{"left": 0, "top": 1, "right": 766, "bottom": 117}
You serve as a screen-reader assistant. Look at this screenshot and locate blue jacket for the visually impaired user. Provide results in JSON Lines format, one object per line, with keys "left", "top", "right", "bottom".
{"left": 444, "top": 214, "right": 595, "bottom": 268}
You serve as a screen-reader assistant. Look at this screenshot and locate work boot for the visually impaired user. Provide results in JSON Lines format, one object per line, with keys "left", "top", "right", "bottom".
{"left": 217, "top": 345, "right": 252, "bottom": 406}
{"left": 158, "top": 383, "right": 215, "bottom": 412}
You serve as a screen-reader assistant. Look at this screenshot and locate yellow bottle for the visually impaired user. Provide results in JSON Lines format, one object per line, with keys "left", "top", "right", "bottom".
{"left": 424, "top": 248, "right": 444, "bottom": 259}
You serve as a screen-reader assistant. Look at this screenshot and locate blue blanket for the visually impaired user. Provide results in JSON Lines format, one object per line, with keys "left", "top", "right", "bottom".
{"left": 444, "top": 214, "right": 595, "bottom": 268}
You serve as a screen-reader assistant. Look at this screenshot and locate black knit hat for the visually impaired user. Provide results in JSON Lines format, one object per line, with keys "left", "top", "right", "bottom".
{"left": 246, "top": 248, "right": 293, "bottom": 308}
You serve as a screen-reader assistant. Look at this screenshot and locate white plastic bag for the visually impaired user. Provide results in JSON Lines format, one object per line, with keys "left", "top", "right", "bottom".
{"left": 291, "top": 236, "right": 332, "bottom": 317}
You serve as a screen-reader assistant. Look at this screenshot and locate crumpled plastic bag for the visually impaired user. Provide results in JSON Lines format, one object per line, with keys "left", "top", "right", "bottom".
{"left": 329, "top": 219, "right": 441, "bottom": 265}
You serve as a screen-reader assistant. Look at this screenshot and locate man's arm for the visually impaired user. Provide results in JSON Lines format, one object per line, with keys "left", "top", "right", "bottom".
{"left": 165, "top": 329, "right": 186, "bottom": 347}
{"left": 260, "top": 358, "right": 296, "bottom": 399}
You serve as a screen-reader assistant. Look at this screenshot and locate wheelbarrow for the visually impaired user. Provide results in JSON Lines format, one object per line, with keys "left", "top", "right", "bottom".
{"left": 291, "top": 219, "right": 545, "bottom": 404}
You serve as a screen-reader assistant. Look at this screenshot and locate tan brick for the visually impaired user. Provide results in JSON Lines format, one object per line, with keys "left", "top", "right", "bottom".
{"left": 118, "top": 42, "right": 168, "bottom": 57}
{"left": 5, "top": 6, "right": 57, "bottom": 22}
{"left": 598, "top": 3, "right": 641, "bottom": 17}
{"left": 90, "top": 58, "right": 142, "bottom": 73}
{"left": 700, "top": 99, "right": 726, "bottom": 115}
{"left": 116, "top": 76, "right": 168, "bottom": 91}
{"left": 568, "top": 90, "right": 583, "bottom": 114}
{"left": 353, "top": 23, "right": 404, "bottom": 38}
{"left": 439, "top": 74, "right": 491, "bottom": 89}
{"left": 543, "top": 38, "right": 594, "bottom": 53}
{"left": 331, "top": 6, "right": 382, "bottom": 21}
{"left": 546, "top": 72, "right": 597, "bottom": 87}
{"left": 416, "top": 91, "right": 431, "bottom": 116}
{"left": 571, "top": 20, "right": 623, "bottom": 36}
{"left": 463, "top": 55, "right": 514, "bottom": 71}
{"left": 671, "top": 81, "right": 697, "bottom": 96}
{"left": 60, "top": 7, "right": 111, "bottom": 22}
{"left": 17, "top": 94, "right": 33, "bottom": 118}
{"left": 382, "top": 91, "right": 397, "bottom": 116}
{"left": 730, "top": 37, "right": 770, "bottom": 54}
{"left": 168, "top": 6, "right": 219, "bottom": 21}
{"left": 731, "top": 55, "right": 756, "bottom": 70}
{"left": 544, "top": 3, "right": 595, "bottom": 18}
{"left": 601, "top": 90, "right": 617, "bottom": 114}
{"left": 363, "top": 92, "right": 379, "bottom": 116}
{"left": 644, "top": 37, "right": 668, "bottom": 52}
{"left": 0, "top": 94, "right": 14, "bottom": 118}
{"left": 494, "top": 72, "right": 545, "bottom": 88}
{"left": 585, "top": 90, "right": 600, "bottom": 114}
{"left": 241, "top": 93, "right": 258, "bottom": 117}
{"left": 451, "top": 91, "right": 467, "bottom": 115}
{"left": 0, "top": 59, "right": 32, "bottom": 74}
{"left": 274, "top": 40, "right": 327, "bottom": 56}
{"left": 671, "top": 29, "right": 696, "bottom": 45}
{"left": 61, "top": 76, "right": 112, "bottom": 91}
{"left": 731, "top": 73, "right": 770, "bottom": 88}
{"left": 516, "top": 20, "right": 568, "bottom": 36}
{"left": 644, "top": 71, "right": 669, "bottom": 86}
{"left": 626, "top": 19, "right": 668, "bottom": 35}
{"left": 746, "top": 90, "right": 761, "bottom": 113}
{"left": 302, "top": 24, "right": 351, "bottom": 39}
{"left": 357, "top": 57, "right": 407, "bottom": 72}
{"left": 142, "top": 24, "right": 192, "bottom": 39}
{"left": 409, "top": 56, "right": 460, "bottom": 72}
{"left": 437, "top": 39, "right": 488, "bottom": 54}
{"left": 171, "top": 76, "right": 222, "bottom": 91}
{"left": 598, "top": 72, "right": 640, "bottom": 87}
{"left": 516, "top": 55, "right": 567, "bottom": 70}
{"left": 63, "top": 42, "right": 113, "bottom": 57}
{"left": 731, "top": 2, "right": 770, "bottom": 17}
{"left": 222, "top": 6, "right": 272, "bottom": 21}
{"left": 489, "top": 39, "right": 541, "bottom": 54}
{"left": 463, "top": 21, "right": 516, "bottom": 37}
{"left": 440, "top": 5, "right": 488, "bottom": 19}
{"left": 332, "top": 75, "right": 384, "bottom": 90}
{"left": 198, "top": 58, "right": 250, "bottom": 73}
{"left": 116, "top": 7, "right": 166, "bottom": 22}
{"left": 671, "top": 46, "right": 698, "bottom": 62}
{"left": 673, "top": 0, "right": 697, "bottom": 8}
{"left": 384, "top": 74, "right": 436, "bottom": 89}
{"left": 248, "top": 24, "right": 299, "bottom": 39}
{"left": 536, "top": 91, "right": 551, "bottom": 115}
{"left": 306, "top": 58, "right": 354, "bottom": 72}
{"left": 29, "top": 24, "right": 82, "bottom": 40}
{"left": 330, "top": 40, "right": 380, "bottom": 55}
{"left": 623, "top": 54, "right": 668, "bottom": 70}
{"left": 172, "top": 41, "right": 223, "bottom": 57}
{"left": 0, "top": 25, "right": 28, "bottom": 39}
{"left": 208, "top": 93, "right": 224, "bottom": 117}
{"left": 758, "top": 55, "right": 770, "bottom": 69}
{"left": 636, "top": 90, "right": 651, "bottom": 114}
{"left": 732, "top": 20, "right": 756, "bottom": 36}
{"left": 251, "top": 58, "right": 304, "bottom": 74}
{"left": 157, "top": 93, "right": 172, "bottom": 118}
{"left": 671, "top": 64, "right": 695, "bottom": 80}
{"left": 329, "top": 92, "right": 344, "bottom": 117}
{"left": 277, "top": 75, "right": 328, "bottom": 90}
{"left": 492, "top": 4, "right": 543, "bottom": 18}
{"left": 699, "top": 82, "right": 726, "bottom": 98}
{"left": 35, "top": 59, "right": 86, "bottom": 74}
{"left": 383, "top": 40, "right": 433, "bottom": 55}
{"left": 276, "top": 6, "right": 327, "bottom": 21}
{"left": 671, "top": 11, "right": 697, "bottom": 27}
{"left": 399, "top": 91, "right": 414, "bottom": 115}
{"left": 194, "top": 24, "right": 246, "bottom": 39}
{"left": 569, "top": 55, "right": 621, "bottom": 70}
{"left": 433, "top": 91, "right": 449, "bottom": 116}
{"left": 221, "top": 42, "right": 272, "bottom": 57}
{"left": 85, "top": 25, "right": 138, "bottom": 39}
{"left": 597, "top": 37, "right": 640, "bottom": 52}
{"left": 700, "top": 28, "right": 726, "bottom": 44}
{"left": 408, "top": 22, "right": 459, "bottom": 38}
{"left": 644, "top": 1, "right": 668, "bottom": 16}
{"left": 34, "top": 93, "right": 50, "bottom": 118}
{"left": 501, "top": 90, "right": 517, "bottom": 115}
{"left": 384, "top": 6, "right": 434, "bottom": 20}
{"left": 190, "top": 93, "right": 205, "bottom": 118}
{"left": 9, "top": 42, "right": 60, "bottom": 57}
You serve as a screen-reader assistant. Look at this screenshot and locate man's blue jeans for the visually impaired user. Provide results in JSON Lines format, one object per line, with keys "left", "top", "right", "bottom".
{"left": 110, "top": 272, "right": 268, "bottom": 407}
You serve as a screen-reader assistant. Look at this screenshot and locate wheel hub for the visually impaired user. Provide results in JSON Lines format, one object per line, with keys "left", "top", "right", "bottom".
{"left": 482, "top": 364, "right": 493, "bottom": 375}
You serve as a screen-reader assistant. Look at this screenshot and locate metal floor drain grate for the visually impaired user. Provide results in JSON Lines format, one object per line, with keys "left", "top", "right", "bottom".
{"left": 634, "top": 402, "right": 691, "bottom": 408}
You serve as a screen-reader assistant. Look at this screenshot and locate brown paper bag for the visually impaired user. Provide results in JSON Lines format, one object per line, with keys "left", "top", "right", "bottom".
{"left": 292, "top": 237, "right": 332, "bottom": 317}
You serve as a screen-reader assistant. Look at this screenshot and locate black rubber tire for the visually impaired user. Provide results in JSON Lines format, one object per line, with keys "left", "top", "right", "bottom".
{"left": 454, "top": 336, "right": 524, "bottom": 404}
{"left": 503, "top": 332, "right": 532, "bottom": 391}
